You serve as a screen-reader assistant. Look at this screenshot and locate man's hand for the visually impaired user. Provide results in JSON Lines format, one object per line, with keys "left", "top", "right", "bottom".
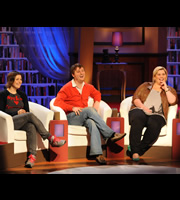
{"left": 93, "top": 101, "right": 100, "bottom": 112}
{"left": 72, "top": 107, "right": 83, "bottom": 115}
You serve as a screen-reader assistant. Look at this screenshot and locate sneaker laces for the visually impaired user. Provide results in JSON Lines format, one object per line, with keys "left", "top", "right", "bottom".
{"left": 52, "top": 136, "right": 61, "bottom": 144}
{"left": 28, "top": 154, "right": 36, "bottom": 163}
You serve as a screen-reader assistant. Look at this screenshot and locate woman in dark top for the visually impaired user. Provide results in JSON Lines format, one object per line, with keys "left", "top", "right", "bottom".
{"left": 0, "top": 71, "right": 66, "bottom": 168}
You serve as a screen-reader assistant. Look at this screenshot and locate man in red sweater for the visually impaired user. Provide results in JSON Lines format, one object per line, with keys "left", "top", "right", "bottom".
{"left": 54, "top": 63, "right": 126, "bottom": 164}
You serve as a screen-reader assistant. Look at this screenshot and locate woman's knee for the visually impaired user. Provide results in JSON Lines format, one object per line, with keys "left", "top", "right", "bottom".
{"left": 26, "top": 112, "right": 35, "bottom": 118}
{"left": 23, "top": 112, "right": 34, "bottom": 121}
{"left": 23, "top": 122, "right": 36, "bottom": 133}
{"left": 129, "top": 109, "right": 147, "bottom": 125}
{"left": 25, "top": 112, "right": 39, "bottom": 124}
{"left": 147, "top": 116, "right": 165, "bottom": 130}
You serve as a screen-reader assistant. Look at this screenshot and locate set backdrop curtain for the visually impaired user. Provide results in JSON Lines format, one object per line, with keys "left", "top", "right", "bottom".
{"left": 13, "top": 27, "right": 70, "bottom": 80}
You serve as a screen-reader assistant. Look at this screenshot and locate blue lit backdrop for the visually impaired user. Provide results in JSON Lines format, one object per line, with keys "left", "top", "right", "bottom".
{"left": 13, "top": 27, "right": 70, "bottom": 80}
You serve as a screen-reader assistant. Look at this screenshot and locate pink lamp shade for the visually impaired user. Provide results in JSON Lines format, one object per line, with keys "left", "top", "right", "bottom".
{"left": 112, "top": 32, "right": 123, "bottom": 47}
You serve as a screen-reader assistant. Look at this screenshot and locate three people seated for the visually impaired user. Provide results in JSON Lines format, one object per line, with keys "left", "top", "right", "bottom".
{"left": 0, "top": 65, "right": 177, "bottom": 167}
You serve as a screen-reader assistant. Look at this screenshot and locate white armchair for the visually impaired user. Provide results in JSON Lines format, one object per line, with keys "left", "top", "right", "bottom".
{"left": 49, "top": 97, "right": 112, "bottom": 148}
{"left": 0, "top": 101, "right": 54, "bottom": 154}
{"left": 120, "top": 96, "right": 178, "bottom": 147}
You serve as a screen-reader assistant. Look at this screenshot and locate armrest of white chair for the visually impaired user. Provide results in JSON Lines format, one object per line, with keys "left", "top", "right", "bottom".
{"left": 99, "top": 100, "right": 112, "bottom": 122}
{"left": 166, "top": 104, "right": 178, "bottom": 135}
{"left": 87, "top": 97, "right": 112, "bottom": 122}
{"left": 120, "top": 96, "right": 133, "bottom": 116}
{"left": 0, "top": 111, "right": 14, "bottom": 143}
{"left": 120, "top": 96, "right": 132, "bottom": 134}
{"left": 49, "top": 98, "right": 67, "bottom": 120}
{"left": 51, "top": 105, "right": 67, "bottom": 120}
{"left": 29, "top": 101, "right": 54, "bottom": 130}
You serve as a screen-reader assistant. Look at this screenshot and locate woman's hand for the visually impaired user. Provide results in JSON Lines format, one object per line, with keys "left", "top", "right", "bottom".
{"left": 134, "top": 99, "right": 152, "bottom": 113}
{"left": 142, "top": 106, "right": 152, "bottom": 114}
{"left": 160, "top": 80, "right": 168, "bottom": 91}
{"left": 18, "top": 109, "right": 26, "bottom": 115}
{"left": 160, "top": 81, "right": 176, "bottom": 104}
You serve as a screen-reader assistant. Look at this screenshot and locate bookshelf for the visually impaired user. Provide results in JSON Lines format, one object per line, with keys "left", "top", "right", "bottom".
{"left": 167, "top": 27, "right": 180, "bottom": 94}
{"left": 0, "top": 27, "right": 64, "bottom": 108}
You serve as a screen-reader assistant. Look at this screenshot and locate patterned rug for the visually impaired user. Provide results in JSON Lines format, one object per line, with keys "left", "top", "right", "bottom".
{"left": 49, "top": 164, "right": 180, "bottom": 174}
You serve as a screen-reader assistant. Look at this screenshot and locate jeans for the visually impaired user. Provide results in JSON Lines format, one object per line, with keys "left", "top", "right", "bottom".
{"left": 129, "top": 109, "right": 166, "bottom": 156}
{"left": 67, "top": 107, "right": 115, "bottom": 156}
{"left": 13, "top": 112, "right": 51, "bottom": 156}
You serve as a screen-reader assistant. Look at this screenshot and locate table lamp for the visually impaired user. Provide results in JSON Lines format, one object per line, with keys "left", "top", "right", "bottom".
{"left": 112, "top": 32, "right": 123, "bottom": 63}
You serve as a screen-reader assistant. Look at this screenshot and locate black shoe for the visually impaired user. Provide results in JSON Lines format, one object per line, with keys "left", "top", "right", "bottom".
{"left": 126, "top": 145, "right": 133, "bottom": 158}
{"left": 110, "top": 133, "right": 126, "bottom": 142}
{"left": 126, "top": 149, "right": 132, "bottom": 158}
{"left": 95, "top": 155, "right": 107, "bottom": 165}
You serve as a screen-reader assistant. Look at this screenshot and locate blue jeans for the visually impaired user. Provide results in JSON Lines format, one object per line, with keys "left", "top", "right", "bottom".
{"left": 67, "top": 107, "right": 114, "bottom": 156}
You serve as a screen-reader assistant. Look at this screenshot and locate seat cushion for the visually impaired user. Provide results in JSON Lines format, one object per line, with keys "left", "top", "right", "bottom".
{"left": 14, "top": 130, "right": 27, "bottom": 141}
{"left": 68, "top": 125, "right": 88, "bottom": 136}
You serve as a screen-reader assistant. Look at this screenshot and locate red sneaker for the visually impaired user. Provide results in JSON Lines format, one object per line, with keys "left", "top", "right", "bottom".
{"left": 48, "top": 135, "right": 66, "bottom": 147}
{"left": 25, "top": 154, "right": 36, "bottom": 168}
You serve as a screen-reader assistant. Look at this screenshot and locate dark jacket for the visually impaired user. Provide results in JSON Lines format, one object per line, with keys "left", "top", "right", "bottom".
{"left": 0, "top": 89, "right": 29, "bottom": 116}
{"left": 130, "top": 82, "right": 178, "bottom": 120}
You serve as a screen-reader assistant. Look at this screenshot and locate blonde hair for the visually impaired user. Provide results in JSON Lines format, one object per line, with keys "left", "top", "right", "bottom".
{"left": 152, "top": 66, "right": 168, "bottom": 83}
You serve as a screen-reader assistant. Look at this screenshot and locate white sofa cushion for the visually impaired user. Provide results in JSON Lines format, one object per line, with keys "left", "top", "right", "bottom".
{"left": 14, "top": 130, "right": 27, "bottom": 141}
{"left": 68, "top": 125, "right": 88, "bottom": 136}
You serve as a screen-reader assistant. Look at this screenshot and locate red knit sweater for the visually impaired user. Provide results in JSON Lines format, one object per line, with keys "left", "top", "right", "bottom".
{"left": 54, "top": 81, "right": 101, "bottom": 114}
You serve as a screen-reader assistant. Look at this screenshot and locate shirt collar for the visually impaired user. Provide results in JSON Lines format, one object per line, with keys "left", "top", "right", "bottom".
{"left": 72, "top": 79, "right": 85, "bottom": 88}
{"left": 147, "top": 82, "right": 153, "bottom": 90}
{"left": 72, "top": 79, "right": 76, "bottom": 87}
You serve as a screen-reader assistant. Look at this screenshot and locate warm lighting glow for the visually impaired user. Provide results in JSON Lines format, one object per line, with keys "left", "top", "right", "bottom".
{"left": 112, "top": 32, "right": 123, "bottom": 62}
{"left": 112, "top": 32, "right": 123, "bottom": 47}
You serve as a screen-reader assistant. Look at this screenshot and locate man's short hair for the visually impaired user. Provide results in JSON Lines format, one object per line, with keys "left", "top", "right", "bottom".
{"left": 70, "top": 63, "right": 84, "bottom": 75}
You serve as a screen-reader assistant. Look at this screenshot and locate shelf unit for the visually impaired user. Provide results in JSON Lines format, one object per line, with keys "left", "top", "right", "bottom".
{"left": 167, "top": 27, "right": 180, "bottom": 94}
{"left": 0, "top": 27, "right": 64, "bottom": 108}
